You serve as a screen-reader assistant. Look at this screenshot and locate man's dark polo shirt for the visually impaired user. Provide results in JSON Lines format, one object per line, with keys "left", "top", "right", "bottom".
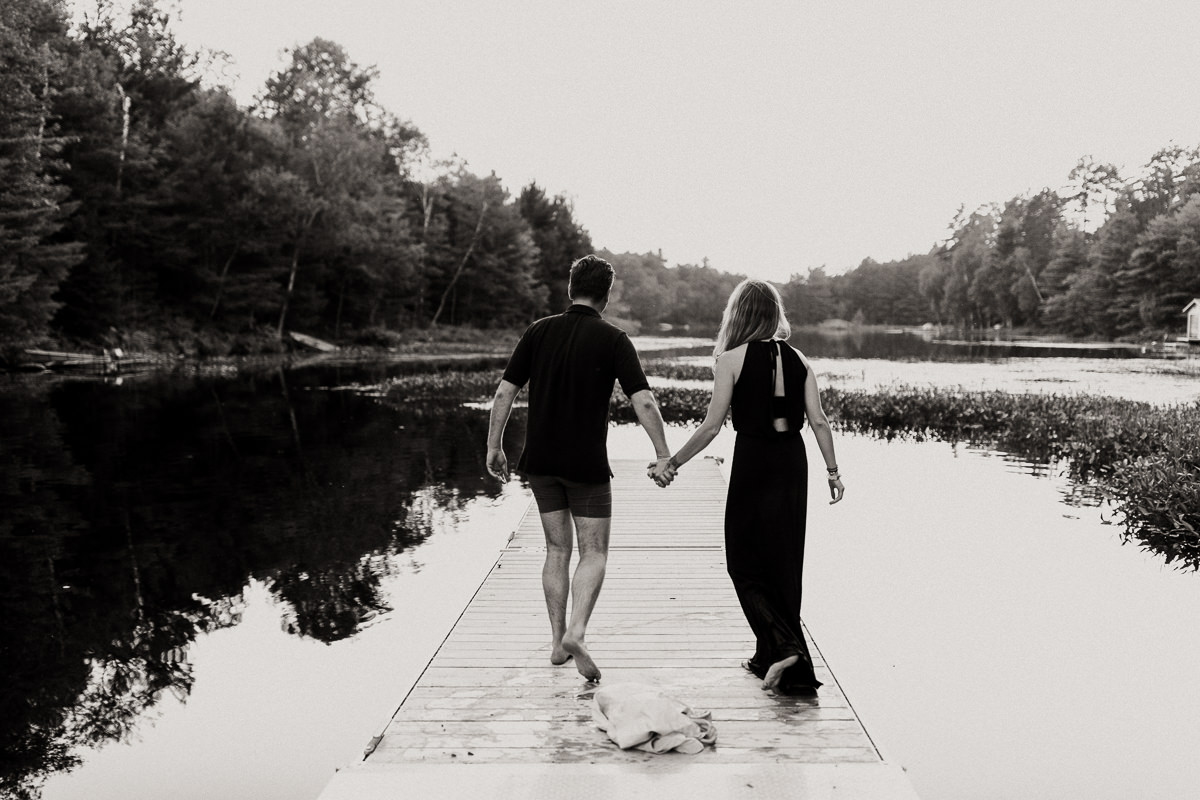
{"left": 501, "top": 304, "right": 650, "bottom": 483}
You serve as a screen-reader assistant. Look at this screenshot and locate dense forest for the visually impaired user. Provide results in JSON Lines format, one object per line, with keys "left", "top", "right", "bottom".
{"left": 4, "top": 0, "right": 1200, "bottom": 360}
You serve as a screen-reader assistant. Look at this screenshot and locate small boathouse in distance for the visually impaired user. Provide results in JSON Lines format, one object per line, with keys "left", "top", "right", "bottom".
{"left": 1184, "top": 298, "right": 1200, "bottom": 343}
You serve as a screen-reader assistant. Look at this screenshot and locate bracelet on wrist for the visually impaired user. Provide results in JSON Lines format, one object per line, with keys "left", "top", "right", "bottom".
{"left": 827, "top": 472, "right": 841, "bottom": 481}
{"left": 826, "top": 465, "right": 839, "bottom": 474}
{"left": 667, "top": 456, "right": 681, "bottom": 470}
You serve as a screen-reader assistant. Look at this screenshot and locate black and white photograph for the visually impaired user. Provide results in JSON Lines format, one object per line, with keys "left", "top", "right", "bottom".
{"left": 2, "top": 1, "right": 1199, "bottom": 799}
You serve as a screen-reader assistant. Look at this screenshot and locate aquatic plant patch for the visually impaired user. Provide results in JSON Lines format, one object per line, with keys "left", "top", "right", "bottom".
{"left": 642, "top": 360, "right": 715, "bottom": 382}
{"left": 384, "top": 368, "right": 505, "bottom": 402}
{"left": 609, "top": 386, "right": 712, "bottom": 425}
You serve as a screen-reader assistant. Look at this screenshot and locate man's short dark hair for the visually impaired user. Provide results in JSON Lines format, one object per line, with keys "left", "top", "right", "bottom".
{"left": 568, "top": 255, "right": 615, "bottom": 302}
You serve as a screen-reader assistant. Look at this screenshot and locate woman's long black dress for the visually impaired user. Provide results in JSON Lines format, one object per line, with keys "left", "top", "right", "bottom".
{"left": 725, "top": 339, "right": 821, "bottom": 692}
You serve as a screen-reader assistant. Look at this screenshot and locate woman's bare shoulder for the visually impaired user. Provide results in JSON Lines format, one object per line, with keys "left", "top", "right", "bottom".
{"left": 716, "top": 344, "right": 749, "bottom": 375}
{"left": 718, "top": 343, "right": 750, "bottom": 361}
{"left": 786, "top": 343, "right": 815, "bottom": 370}
{"left": 719, "top": 342, "right": 750, "bottom": 357}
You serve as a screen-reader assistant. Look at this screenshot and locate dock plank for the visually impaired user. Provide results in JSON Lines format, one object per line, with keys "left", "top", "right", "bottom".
{"left": 318, "top": 458, "right": 918, "bottom": 800}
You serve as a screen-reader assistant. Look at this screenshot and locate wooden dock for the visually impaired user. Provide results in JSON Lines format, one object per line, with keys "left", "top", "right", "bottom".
{"left": 318, "top": 458, "right": 918, "bottom": 799}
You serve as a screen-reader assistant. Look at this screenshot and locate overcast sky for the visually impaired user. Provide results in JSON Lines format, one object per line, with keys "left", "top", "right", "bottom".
{"left": 148, "top": 0, "right": 1200, "bottom": 282}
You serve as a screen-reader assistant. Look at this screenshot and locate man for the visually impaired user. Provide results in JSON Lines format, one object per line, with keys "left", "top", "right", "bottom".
{"left": 486, "top": 254, "right": 673, "bottom": 682}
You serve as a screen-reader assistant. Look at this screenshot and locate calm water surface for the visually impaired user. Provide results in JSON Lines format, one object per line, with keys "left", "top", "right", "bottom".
{"left": 2, "top": 334, "right": 1197, "bottom": 800}
{"left": 657, "top": 329, "right": 1200, "bottom": 404}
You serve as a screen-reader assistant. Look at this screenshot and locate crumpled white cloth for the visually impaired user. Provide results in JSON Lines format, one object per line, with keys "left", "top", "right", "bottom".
{"left": 591, "top": 682, "right": 718, "bottom": 754}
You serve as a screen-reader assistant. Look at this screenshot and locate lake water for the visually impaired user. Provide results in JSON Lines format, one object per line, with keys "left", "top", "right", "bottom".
{"left": 3, "top": 331, "right": 1198, "bottom": 800}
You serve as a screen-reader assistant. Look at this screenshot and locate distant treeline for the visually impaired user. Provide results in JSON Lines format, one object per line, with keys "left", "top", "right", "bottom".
{"left": 868, "top": 164, "right": 1200, "bottom": 339}
{"left": 4, "top": 1, "right": 1200, "bottom": 357}
{"left": 607, "top": 151, "right": 1200, "bottom": 340}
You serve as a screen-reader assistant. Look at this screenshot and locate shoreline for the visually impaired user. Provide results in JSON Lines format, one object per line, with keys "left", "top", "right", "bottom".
{"left": 5, "top": 326, "right": 1194, "bottom": 381}
{"left": 1, "top": 332, "right": 715, "bottom": 378}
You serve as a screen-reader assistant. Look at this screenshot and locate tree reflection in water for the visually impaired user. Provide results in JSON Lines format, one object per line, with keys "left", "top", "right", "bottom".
{"left": 0, "top": 368, "right": 517, "bottom": 797}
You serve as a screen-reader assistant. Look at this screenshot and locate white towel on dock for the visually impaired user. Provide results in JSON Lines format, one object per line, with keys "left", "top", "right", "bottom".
{"left": 591, "top": 682, "right": 717, "bottom": 754}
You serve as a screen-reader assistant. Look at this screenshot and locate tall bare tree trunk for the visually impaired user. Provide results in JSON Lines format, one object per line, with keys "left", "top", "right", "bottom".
{"left": 115, "top": 84, "right": 131, "bottom": 197}
{"left": 209, "top": 244, "right": 240, "bottom": 319}
{"left": 277, "top": 248, "right": 301, "bottom": 339}
{"left": 277, "top": 209, "right": 320, "bottom": 338}
{"left": 431, "top": 199, "right": 488, "bottom": 326}
{"left": 1022, "top": 261, "right": 1045, "bottom": 304}
{"left": 412, "top": 181, "right": 436, "bottom": 327}
{"left": 335, "top": 277, "right": 346, "bottom": 342}
{"left": 422, "top": 183, "right": 434, "bottom": 234}
{"left": 35, "top": 49, "right": 48, "bottom": 160}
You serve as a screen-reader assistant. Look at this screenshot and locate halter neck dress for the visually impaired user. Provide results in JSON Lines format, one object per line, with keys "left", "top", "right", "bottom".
{"left": 725, "top": 339, "right": 821, "bottom": 692}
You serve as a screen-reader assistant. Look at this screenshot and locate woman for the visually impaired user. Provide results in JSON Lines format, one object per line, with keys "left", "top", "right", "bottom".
{"left": 651, "top": 279, "right": 845, "bottom": 692}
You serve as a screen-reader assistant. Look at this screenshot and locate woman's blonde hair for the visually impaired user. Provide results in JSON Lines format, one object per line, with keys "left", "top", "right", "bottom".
{"left": 713, "top": 279, "right": 791, "bottom": 356}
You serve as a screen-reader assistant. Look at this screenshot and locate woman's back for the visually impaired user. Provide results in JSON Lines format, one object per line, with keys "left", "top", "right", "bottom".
{"left": 730, "top": 340, "right": 807, "bottom": 435}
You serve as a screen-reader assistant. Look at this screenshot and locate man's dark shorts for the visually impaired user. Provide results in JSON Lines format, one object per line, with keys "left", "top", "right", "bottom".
{"left": 527, "top": 474, "right": 612, "bottom": 518}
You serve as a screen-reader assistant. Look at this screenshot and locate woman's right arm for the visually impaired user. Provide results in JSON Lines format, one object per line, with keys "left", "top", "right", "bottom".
{"left": 660, "top": 350, "right": 738, "bottom": 473}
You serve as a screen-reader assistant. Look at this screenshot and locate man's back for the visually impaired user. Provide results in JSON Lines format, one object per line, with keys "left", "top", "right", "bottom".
{"left": 485, "top": 253, "right": 674, "bottom": 684}
{"left": 501, "top": 304, "right": 649, "bottom": 482}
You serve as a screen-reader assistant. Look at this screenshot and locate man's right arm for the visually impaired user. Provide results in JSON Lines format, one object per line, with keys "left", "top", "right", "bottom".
{"left": 486, "top": 379, "right": 521, "bottom": 482}
{"left": 629, "top": 389, "right": 672, "bottom": 481}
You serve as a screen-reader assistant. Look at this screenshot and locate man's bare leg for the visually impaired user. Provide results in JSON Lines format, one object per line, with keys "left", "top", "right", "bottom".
{"left": 539, "top": 509, "right": 573, "bottom": 665}
{"left": 561, "top": 514, "right": 609, "bottom": 681}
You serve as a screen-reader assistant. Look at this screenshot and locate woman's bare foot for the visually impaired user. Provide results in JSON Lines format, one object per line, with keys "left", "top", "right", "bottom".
{"left": 550, "top": 644, "right": 572, "bottom": 665}
{"left": 762, "top": 654, "right": 799, "bottom": 691}
{"left": 562, "top": 634, "right": 601, "bottom": 682}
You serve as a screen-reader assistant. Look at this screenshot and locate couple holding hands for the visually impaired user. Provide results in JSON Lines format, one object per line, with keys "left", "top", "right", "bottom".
{"left": 486, "top": 255, "right": 845, "bottom": 692}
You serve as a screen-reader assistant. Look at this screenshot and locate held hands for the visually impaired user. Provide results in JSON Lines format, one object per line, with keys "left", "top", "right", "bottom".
{"left": 646, "top": 457, "right": 677, "bottom": 488}
{"left": 646, "top": 455, "right": 844, "bottom": 500}
{"left": 486, "top": 447, "right": 509, "bottom": 482}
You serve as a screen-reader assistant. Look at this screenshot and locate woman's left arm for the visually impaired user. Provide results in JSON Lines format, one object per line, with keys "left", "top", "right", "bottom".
{"left": 799, "top": 353, "right": 845, "bottom": 504}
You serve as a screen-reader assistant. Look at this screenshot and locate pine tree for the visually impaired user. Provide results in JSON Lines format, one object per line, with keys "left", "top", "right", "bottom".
{"left": 0, "top": 0, "right": 83, "bottom": 345}
{"left": 518, "top": 183, "right": 594, "bottom": 314}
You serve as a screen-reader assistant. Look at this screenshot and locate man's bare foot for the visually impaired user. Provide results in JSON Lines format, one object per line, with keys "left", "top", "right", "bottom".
{"left": 562, "top": 634, "right": 601, "bottom": 682}
{"left": 762, "top": 654, "right": 800, "bottom": 691}
{"left": 550, "top": 645, "right": 572, "bottom": 666}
